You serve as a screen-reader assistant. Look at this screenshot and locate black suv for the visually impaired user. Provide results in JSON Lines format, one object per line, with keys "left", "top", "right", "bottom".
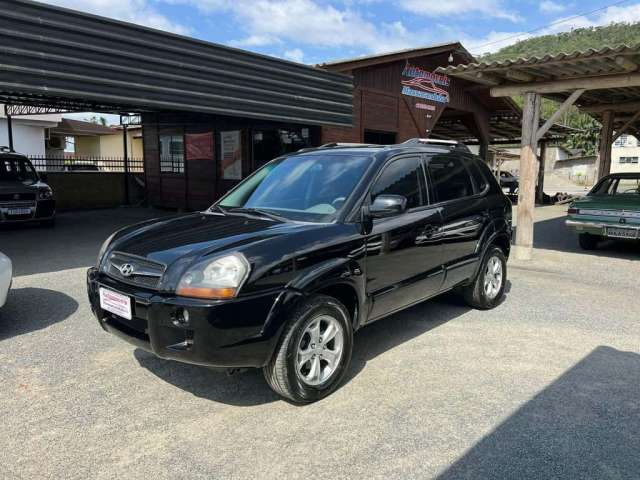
{"left": 0, "top": 149, "right": 55, "bottom": 225}
{"left": 87, "top": 139, "right": 512, "bottom": 403}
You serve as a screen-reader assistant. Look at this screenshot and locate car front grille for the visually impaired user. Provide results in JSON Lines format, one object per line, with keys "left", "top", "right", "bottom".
{"left": 106, "top": 252, "right": 166, "bottom": 290}
{"left": 0, "top": 201, "right": 36, "bottom": 209}
{"left": 0, "top": 193, "right": 36, "bottom": 202}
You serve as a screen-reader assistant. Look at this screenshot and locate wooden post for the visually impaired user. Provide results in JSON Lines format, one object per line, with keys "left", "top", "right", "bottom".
{"left": 514, "top": 92, "right": 541, "bottom": 261}
{"left": 537, "top": 141, "right": 547, "bottom": 204}
{"left": 596, "top": 110, "right": 614, "bottom": 180}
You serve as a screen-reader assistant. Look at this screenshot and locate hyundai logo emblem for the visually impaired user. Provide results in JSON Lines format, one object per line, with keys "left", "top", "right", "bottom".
{"left": 620, "top": 218, "right": 627, "bottom": 224}
{"left": 119, "top": 263, "right": 135, "bottom": 277}
{"left": 13, "top": 193, "right": 20, "bottom": 200}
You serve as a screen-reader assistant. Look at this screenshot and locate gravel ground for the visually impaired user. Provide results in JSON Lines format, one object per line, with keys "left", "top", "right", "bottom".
{"left": 0, "top": 206, "right": 638, "bottom": 480}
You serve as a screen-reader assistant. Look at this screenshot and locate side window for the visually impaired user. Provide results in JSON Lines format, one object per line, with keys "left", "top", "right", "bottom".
{"left": 464, "top": 157, "right": 489, "bottom": 192}
{"left": 427, "top": 154, "right": 475, "bottom": 203}
{"left": 371, "top": 156, "right": 426, "bottom": 210}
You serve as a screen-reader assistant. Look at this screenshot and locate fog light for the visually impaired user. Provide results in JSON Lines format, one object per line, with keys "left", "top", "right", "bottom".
{"left": 173, "top": 308, "right": 190, "bottom": 327}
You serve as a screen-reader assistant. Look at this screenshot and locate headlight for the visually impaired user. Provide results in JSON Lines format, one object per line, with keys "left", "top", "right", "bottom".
{"left": 38, "top": 187, "right": 53, "bottom": 200}
{"left": 176, "top": 253, "right": 250, "bottom": 300}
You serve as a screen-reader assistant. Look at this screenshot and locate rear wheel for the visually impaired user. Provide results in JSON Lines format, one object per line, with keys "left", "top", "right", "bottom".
{"left": 263, "top": 294, "right": 353, "bottom": 403}
{"left": 578, "top": 233, "right": 599, "bottom": 250}
{"left": 461, "top": 246, "right": 507, "bottom": 310}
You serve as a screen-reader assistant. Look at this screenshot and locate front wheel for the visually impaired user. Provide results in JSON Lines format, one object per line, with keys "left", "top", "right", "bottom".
{"left": 263, "top": 294, "right": 353, "bottom": 404}
{"left": 460, "top": 247, "right": 507, "bottom": 310}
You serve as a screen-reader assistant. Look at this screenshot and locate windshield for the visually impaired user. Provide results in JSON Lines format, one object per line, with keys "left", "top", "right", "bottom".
{"left": 0, "top": 157, "right": 39, "bottom": 185}
{"left": 591, "top": 176, "right": 640, "bottom": 196}
{"left": 216, "top": 153, "right": 372, "bottom": 222}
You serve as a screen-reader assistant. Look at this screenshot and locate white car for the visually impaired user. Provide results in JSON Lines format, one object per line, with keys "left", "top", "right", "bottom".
{"left": 0, "top": 252, "right": 12, "bottom": 308}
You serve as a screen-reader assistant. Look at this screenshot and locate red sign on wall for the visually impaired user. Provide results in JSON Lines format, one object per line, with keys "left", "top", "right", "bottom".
{"left": 185, "top": 132, "right": 214, "bottom": 160}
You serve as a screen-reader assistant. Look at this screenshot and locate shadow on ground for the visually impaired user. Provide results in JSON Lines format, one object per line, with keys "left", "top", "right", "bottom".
{"left": 0, "top": 287, "right": 78, "bottom": 340}
{"left": 134, "top": 290, "right": 492, "bottom": 406}
{"left": 516, "top": 209, "right": 640, "bottom": 260}
{"left": 438, "top": 346, "right": 640, "bottom": 479}
{"left": 0, "top": 208, "right": 171, "bottom": 277}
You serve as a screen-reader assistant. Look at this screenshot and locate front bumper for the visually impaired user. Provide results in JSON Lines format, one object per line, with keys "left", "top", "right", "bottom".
{"left": 566, "top": 218, "right": 640, "bottom": 236}
{"left": 87, "top": 268, "right": 288, "bottom": 368}
{"left": 0, "top": 199, "right": 55, "bottom": 223}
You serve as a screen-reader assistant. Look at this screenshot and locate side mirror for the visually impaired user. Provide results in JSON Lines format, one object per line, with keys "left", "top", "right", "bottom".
{"left": 369, "top": 194, "right": 407, "bottom": 219}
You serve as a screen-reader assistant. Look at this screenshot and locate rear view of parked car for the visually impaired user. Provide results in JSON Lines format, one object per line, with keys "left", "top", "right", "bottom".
{"left": 0, "top": 149, "right": 55, "bottom": 226}
{"left": 566, "top": 173, "right": 640, "bottom": 250}
{"left": 88, "top": 139, "right": 512, "bottom": 403}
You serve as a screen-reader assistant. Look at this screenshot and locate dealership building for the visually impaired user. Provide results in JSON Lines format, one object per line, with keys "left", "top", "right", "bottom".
{"left": 0, "top": 0, "right": 557, "bottom": 211}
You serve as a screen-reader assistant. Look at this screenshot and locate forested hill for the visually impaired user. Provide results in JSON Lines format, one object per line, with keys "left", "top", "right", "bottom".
{"left": 479, "top": 23, "right": 640, "bottom": 63}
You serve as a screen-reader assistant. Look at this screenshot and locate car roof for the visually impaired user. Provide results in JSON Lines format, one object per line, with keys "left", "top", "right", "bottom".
{"left": 295, "top": 142, "right": 472, "bottom": 159}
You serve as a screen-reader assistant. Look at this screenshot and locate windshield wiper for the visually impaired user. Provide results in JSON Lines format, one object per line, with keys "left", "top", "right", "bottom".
{"left": 228, "top": 207, "right": 286, "bottom": 221}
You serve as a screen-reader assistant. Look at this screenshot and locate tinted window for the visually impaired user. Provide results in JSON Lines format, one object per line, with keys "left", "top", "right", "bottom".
{"left": 371, "top": 156, "right": 425, "bottom": 209}
{"left": 218, "top": 153, "right": 371, "bottom": 223}
{"left": 427, "top": 155, "right": 474, "bottom": 202}
{"left": 464, "top": 157, "right": 489, "bottom": 192}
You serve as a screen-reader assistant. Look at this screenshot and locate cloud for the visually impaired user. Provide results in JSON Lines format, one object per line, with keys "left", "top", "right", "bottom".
{"left": 398, "top": 0, "right": 521, "bottom": 22}
{"left": 539, "top": 1, "right": 566, "bottom": 14}
{"left": 42, "top": 0, "right": 190, "bottom": 34}
{"left": 283, "top": 48, "right": 305, "bottom": 63}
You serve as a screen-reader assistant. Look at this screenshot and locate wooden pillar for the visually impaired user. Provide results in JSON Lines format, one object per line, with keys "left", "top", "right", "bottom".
{"left": 479, "top": 141, "right": 489, "bottom": 163}
{"left": 596, "top": 110, "right": 614, "bottom": 180}
{"left": 514, "top": 92, "right": 541, "bottom": 260}
{"left": 536, "top": 140, "right": 547, "bottom": 204}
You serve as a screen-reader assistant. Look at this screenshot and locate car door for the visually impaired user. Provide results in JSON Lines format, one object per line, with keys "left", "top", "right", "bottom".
{"left": 365, "top": 154, "right": 444, "bottom": 322}
{"left": 426, "top": 153, "right": 490, "bottom": 290}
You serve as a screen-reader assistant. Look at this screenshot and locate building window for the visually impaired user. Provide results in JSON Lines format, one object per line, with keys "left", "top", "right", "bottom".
{"left": 619, "top": 157, "right": 639, "bottom": 164}
{"left": 159, "top": 134, "right": 184, "bottom": 174}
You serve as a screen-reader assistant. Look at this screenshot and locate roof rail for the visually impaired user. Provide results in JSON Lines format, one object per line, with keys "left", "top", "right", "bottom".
{"left": 320, "top": 142, "right": 383, "bottom": 148}
{"left": 401, "top": 138, "right": 471, "bottom": 153}
{"left": 0, "top": 146, "right": 15, "bottom": 153}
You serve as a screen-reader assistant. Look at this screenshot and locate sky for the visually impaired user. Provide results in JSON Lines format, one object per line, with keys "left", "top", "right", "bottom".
{"left": 48, "top": 0, "right": 640, "bottom": 123}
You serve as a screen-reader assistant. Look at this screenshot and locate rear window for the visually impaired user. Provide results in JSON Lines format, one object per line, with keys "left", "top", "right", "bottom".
{"left": 592, "top": 177, "right": 640, "bottom": 196}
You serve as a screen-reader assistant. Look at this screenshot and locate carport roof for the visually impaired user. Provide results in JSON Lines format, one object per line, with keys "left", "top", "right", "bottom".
{"left": 436, "top": 44, "right": 640, "bottom": 132}
{"left": 0, "top": 0, "right": 353, "bottom": 126}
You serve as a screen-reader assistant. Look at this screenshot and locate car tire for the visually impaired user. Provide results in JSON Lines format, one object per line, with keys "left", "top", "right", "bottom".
{"left": 578, "top": 233, "right": 599, "bottom": 250}
{"left": 461, "top": 246, "right": 507, "bottom": 310}
{"left": 263, "top": 294, "right": 353, "bottom": 404}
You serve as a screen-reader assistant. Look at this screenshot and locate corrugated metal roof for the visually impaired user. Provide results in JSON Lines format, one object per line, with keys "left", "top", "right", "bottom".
{"left": 437, "top": 44, "right": 639, "bottom": 75}
{"left": 436, "top": 44, "right": 640, "bottom": 132}
{"left": 0, "top": 0, "right": 353, "bottom": 126}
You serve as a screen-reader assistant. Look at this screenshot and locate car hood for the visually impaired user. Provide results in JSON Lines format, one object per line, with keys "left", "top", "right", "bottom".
{"left": 109, "top": 212, "right": 325, "bottom": 266}
{"left": 573, "top": 195, "right": 640, "bottom": 212}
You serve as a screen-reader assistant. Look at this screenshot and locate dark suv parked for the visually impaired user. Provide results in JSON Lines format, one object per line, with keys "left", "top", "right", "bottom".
{"left": 87, "top": 139, "right": 512, "bottom": 403}
{"left": 0, "top": 149, "right": 55, "bottom": 225}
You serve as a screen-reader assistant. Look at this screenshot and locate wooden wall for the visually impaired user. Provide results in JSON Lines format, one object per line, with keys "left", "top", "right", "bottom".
{"left": 321, "top": 52, "right": 491, "bottom": 144}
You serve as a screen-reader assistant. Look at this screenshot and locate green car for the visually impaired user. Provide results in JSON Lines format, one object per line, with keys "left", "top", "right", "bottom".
{"left": 566, "top": 173, "right": 640, "bottom": 250}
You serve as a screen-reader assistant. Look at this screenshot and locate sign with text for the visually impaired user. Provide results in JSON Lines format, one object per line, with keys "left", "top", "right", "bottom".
{"left": 401, "top": 65, "right": 450, "bottom": 104}
{"left": 220, "top": 130, "right": 242, "bottom": 180}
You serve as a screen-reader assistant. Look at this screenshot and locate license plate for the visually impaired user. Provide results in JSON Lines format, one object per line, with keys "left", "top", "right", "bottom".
{"left": 99, "top": 287, "right": 132, "bottom": 320}
{"left": 606, "top": 227, "right": 639, "bottom": 239}
{"left": 7, "top": 208, "right": 32, "bottom": 215}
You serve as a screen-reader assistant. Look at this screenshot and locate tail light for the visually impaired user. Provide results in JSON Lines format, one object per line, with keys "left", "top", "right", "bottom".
{"left": 568, "top": 208, "right": 579, "bottom": 215}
